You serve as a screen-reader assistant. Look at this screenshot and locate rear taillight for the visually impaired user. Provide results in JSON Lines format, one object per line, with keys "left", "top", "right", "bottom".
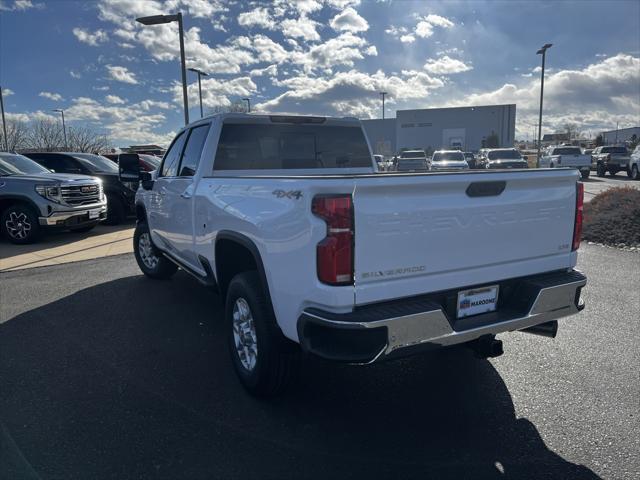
{"left": 312, "top": 195, "right": 354, "bottom": 285}
{"left": 572, "top": 182, "right": 584, "bottom": 251}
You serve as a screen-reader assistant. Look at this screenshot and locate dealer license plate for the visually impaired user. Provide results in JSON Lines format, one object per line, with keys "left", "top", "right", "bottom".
{"left": 457, "top": 285, "right": 499, "bottom": 319}
{"left": 89, "top": 210, "right": 100, "bottom": 219}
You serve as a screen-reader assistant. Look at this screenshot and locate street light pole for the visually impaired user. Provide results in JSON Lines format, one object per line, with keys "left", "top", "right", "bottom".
{"left": 536, "top": 43, "right": 552, "bottom": 167}
{"left": 137, "top": 13, "right": 189, "bottom": 125}
{"left": 0, "top": 85, "right": 8, "bottom": 151}
{"left": 188, "top": 67, "right": 209, "bottom": 118}
{"left": 52, "top": 109, "right": 67, "bottom": 150}
{"left": 380, "top": 91, "right": 387, "bottom": 119}
{"left": 242, "top": 98, "right": 250, "bottom": 113}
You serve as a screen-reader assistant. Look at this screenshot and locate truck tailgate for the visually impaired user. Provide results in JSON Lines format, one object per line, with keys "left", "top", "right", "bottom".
{"left": 353, "top": 170, "right": 579, "bottom": 305}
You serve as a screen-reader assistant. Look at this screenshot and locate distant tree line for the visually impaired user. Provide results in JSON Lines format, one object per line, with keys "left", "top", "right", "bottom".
{"left": 1, "top": 118, "right": 111, "bottom": 154}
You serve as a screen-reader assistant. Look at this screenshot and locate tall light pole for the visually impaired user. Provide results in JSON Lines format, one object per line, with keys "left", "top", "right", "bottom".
{"left": 52, "top": 109, "right": 67, "bottom": 150}
{"left": 188, "top": 67, "right": 208, "bottom": 118}
{"left": 242, "top": 98, "right": 250, "bottom": 113}
{"left": 536, "top": 43, "right": 552, "bottom": 166}
{"left": 380, "top": 91, "right": 387, "bottom": 119}
{"left": 0, "top": 85, "right": 8, "bottom": 151}
{"left": 137, "top": 13, "right": 189, "bottom": 125}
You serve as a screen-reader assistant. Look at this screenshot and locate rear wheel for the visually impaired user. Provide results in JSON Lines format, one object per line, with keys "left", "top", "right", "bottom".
{"left": 1, "top": 204, "right": 41, "bottom": 244}
{"left": 226, "top": 271, "right": 299, "bottom": 397}
{"left": 581, "top": 170, "right": 590, "bottom": 180}
{"left": 133, "top": 221, "right": 177, "bottom": 279}
{"left": 631, "top": 165, "right": 640, "bottom": 180}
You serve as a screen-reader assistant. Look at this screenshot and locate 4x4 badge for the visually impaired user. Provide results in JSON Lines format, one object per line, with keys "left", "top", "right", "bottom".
{"left": 272, "top": 190, "right": 302, "bottom": 200}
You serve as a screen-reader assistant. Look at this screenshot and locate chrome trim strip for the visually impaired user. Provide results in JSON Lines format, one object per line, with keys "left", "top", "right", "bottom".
{"left": 38, "top": 206, "right": 107, "bottom": 225}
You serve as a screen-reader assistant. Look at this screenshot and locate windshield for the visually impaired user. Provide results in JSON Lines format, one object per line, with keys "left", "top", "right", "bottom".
{"left": 72, "top": 153, "right": 119, "bottom": 173}
{"left": 400, "top": 151, "right": 426, "bottom": 159}
{"left": 488, "top": 150, "right": 523, "bottom": 160}
{"left": 0, "top": 153, "right": 52, "bottom": 175}
{"left": 552, "top": 147, "right": 581, "bottom": 155}
{"left": 140, "top": 154, "right": 161, "bottom": 168}
{"left": 432, "top": 151, "right": 465, "bottom": 161}
{"left": 602, "top": 147, "right": 628, "bottom": 154}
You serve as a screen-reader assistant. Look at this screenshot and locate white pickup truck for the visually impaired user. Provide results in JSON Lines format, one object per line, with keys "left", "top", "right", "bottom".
{"left": 129, "top": 113, "right": 587, "bottom": 396}
{"left": 539, "top": 145, "right": 592, "bottom": 179}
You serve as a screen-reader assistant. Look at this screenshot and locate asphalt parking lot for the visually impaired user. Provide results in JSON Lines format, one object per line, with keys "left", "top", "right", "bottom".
{"left": 0, "top": 244, "right": 638, "bottom": 480}
{"left": 582, "top": 172, "right": 640, "bottom": 201}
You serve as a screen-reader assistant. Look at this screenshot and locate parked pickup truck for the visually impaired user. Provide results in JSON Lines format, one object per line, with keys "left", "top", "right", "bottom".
{"left": 539, "top": 146, "right": 591, "bottom": 179}
{"left": 129, "top": 114, "right": 587, "bottom": 396}
{"left": 0, "top": 152, "right": 106, "bottom": 243}
{"left": 591, "top": 145, "right": 631, "bottom": 177}
{"left": 395, "top": 149, "right": 428, "bottom": 171}
{"left": 629, "top": 145, "right": 640, "bottom": 180}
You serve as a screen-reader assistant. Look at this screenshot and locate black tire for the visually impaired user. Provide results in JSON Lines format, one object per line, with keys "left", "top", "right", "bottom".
{"left": 104, "top": 193, "right": 125, "bottom": 225}
{"left": 1, "top": 204, "right": 41, "bottom": 244}
{"left": 69, "top": 222, "right": 98, "bottom": 233}
{"left": 631, "top": 165, "right": 640, "bottom": 181}
{"left": 596, "top": 164, "right": 606, "bottom": 177}
{"left": 226, "top": 271, "right": 299, "bottom": 397}
{"left": 581, "top": 170, "right": 590, "bottom": 180}
{"left": 133, "top": 221, "right": 177, "bottom": 279}
{"left": 609, "top": 168, "right": 618, "bottom": 176}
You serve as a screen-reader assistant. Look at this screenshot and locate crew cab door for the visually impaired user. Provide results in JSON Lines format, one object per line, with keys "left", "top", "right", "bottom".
{"left": 149, "top": 124, "right": 209, "bottom": 270}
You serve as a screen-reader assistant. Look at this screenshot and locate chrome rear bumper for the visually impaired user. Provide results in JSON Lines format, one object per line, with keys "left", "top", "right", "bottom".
{"left": 298, "top": 270, "right": 586, "bottom": 364}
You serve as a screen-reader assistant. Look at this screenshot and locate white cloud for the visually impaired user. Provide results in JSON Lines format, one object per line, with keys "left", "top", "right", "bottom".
{"left": 2, "top": 88, "right": 14, "bottom": 96}
{"left": 93, "top": 85, "right": 110, "bottom": 91}
{"left": 238, "top": 7, "right": 276, "bottom": 29}
{"left": 423, "top": 55, "right": 472, "bottom": 74}
{"left": 423, "top": 14, "right": 454, "bottom": 28}
{"left": 38, "top": 91, "right": 64, "bottom": 101}
{"left": 106, "top": 65, "right": 138, "bottom": 84}
{"left": 291, "top": 0, "right": 322, "bottom": 15}
{"left": 105, "top": 94, "right": 125, "bottom": 104}
{"left": 415, "top": 13, "right": 454, "bottom": 38}
{"left": 329, "top": 7, "right": 369, "bottom": 32}
{"left": 119, "top": 42, "right": 135, "bottom": 49}
{"left": 72, "top": 28, "right": 108, "bottom": 46}
{"left": 172, "top": 76, "right": 258, "bottom": 110}
{"left": 70, "top": 70, "right": 82, "bottom": 79}
{"left": 415, "top": 20, "right": 433, "bottom": 38}
{"left": 0, "top": 0, "right": 43, "bottom": 11}
{"left": 289, "top": 32, "right": 375, "bottom": 73}
{"left": 281, "top": 16, "right": 321, "bottom": 41}
{"left": 249, "top": 64, "right": 278, "bottom": 77}
{"left": 326, "top": 0, "right": 360, "bottom": 8}
{"left": 400, "top": 34, "right": 415, "bottom": 43}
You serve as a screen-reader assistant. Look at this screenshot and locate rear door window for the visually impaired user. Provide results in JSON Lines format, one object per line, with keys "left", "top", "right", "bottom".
{"left": 178, "top": 124, "right": 210, "bottom": 177}
{"left": 160, "top": 131, "right": 187, "bottom": 177}
{"left": 213, "top": 124, "right": 371, "bottom": 170}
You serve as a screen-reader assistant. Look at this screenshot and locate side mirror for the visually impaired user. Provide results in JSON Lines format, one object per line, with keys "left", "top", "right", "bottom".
{"left": 118, "top": 154, "right": 140, "bottom": 182}
{"left": 141, "top": 171, "right": 154, "bottom": 191}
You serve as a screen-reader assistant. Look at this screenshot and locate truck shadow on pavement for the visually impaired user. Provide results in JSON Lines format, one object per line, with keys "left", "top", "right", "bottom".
{"left": 0, "top": 272, "right": 601, "bottom": 480}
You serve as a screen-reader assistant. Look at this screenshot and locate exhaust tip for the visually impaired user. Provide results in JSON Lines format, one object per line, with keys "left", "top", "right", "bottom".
{"left": 521, "top": 320, "right": 558, "bottom": 338}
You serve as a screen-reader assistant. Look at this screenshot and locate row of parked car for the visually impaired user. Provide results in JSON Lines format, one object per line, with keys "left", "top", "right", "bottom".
{"left": 375, "top": 148, "right": 530, "bottom": 173}
{"left": 0, "top": 151, "right": 159, "bottom": 244}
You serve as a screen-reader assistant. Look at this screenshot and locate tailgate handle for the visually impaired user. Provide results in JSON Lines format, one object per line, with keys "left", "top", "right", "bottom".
{"left": 466, "top": 181, "right": 506, "bottom": 197}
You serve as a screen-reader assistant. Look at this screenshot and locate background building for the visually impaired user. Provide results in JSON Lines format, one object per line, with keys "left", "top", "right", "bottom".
{"left": 600, "top": 126, "right": 640, "bottom": 145}
{"left": 362, "top": 104, "right": 516, "bottom": 155}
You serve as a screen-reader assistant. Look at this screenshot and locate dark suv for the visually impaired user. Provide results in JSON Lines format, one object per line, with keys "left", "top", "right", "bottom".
{"left": 104, "top": 153, "right": 161, "bottom": 172}
{"left": 24, "top": 152, "right": 136, "bottom": 224}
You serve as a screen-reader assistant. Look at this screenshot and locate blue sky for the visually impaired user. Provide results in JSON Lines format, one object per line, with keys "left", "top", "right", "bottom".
{"left": 1, "top": 0, "right": 639, "bottom": 147}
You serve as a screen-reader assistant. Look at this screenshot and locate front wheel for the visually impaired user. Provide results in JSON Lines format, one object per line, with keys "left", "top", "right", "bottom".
{"left": 631, "top": 165, "right": 640, "bottom": 180}
{"left": 581, "top": 170, "right": 590, "bottom": 180}
{"left": 226, "top": 271, "right": 299, "bottom": 397}
{"left": 596, "top": 164, "right": 606, "bottom": 177}
{"left": 133, "top": 221, "right": 177, "bottom": 279}
{"left": 1, "top": 204, "right": 41, "bottom": 244}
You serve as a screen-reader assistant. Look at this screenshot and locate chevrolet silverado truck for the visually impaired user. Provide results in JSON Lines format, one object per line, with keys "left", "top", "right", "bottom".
{"left": 591, "top": 145, "right": 631, "bottom": 177}
{"left": 539, "top": 146, "right": 591, "bottom": 179}
{"left": 0, "top": 152, "right": 106, "bottom": 244}
{"left": 130, "top": 113, "right": 587, "bottom": 396}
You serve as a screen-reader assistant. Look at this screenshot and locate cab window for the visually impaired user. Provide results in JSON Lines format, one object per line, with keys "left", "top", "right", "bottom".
{"left": 161, "top": 131, "right": 187, "bottom": 177}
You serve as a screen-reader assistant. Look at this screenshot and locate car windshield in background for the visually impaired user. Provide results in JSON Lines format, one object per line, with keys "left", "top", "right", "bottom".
{"left": 488, "top": 150, "right": 522, "bottom": 160}
{"left": 0, "top": 153, "right": 51, "bottom": 175}
{"left": 72, "top": 153, "right": 119, "bottom": 173}
{"left": 400, "top": 151, "right": 426, "bottom": 159}
{"left": 140, "top": 154, "right": 161, "bottom": 168}
{"left": 433, "top": 151, "right": 465, "bottom": 161}
{"left": 602, "top": 147, "right": 628, "bottom": 154}
{"left": 553, "top": 147, "right": 582, "bottom": 155}
{"left": 213, "top": 124, "right": 372, "bottom": 170}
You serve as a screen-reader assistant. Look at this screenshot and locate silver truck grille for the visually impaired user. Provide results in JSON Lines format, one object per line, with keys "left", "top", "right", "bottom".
{"left": 61, "top": 184, "right": 102, "bottom": 206}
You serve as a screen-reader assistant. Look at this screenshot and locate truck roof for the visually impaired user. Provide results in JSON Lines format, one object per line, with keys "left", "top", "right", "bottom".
{"left": 193, "top": 112, "right": 362, "bottom": 128}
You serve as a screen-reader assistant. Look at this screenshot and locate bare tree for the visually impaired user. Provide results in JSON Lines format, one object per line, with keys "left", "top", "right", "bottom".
{"left": 27, "top": 119, "right": 65, "bottom": 151}
{"left": 208, "top": 100, "right": 248, "bottom": 114}
{"left": 67, "top": 126, "right": 112, "bottom": 153}
{"left": 0, "top": 119, "right": 29, "bottom": 151}
{"left": 563, "top": 123, "right": 581, "bottom": 141}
